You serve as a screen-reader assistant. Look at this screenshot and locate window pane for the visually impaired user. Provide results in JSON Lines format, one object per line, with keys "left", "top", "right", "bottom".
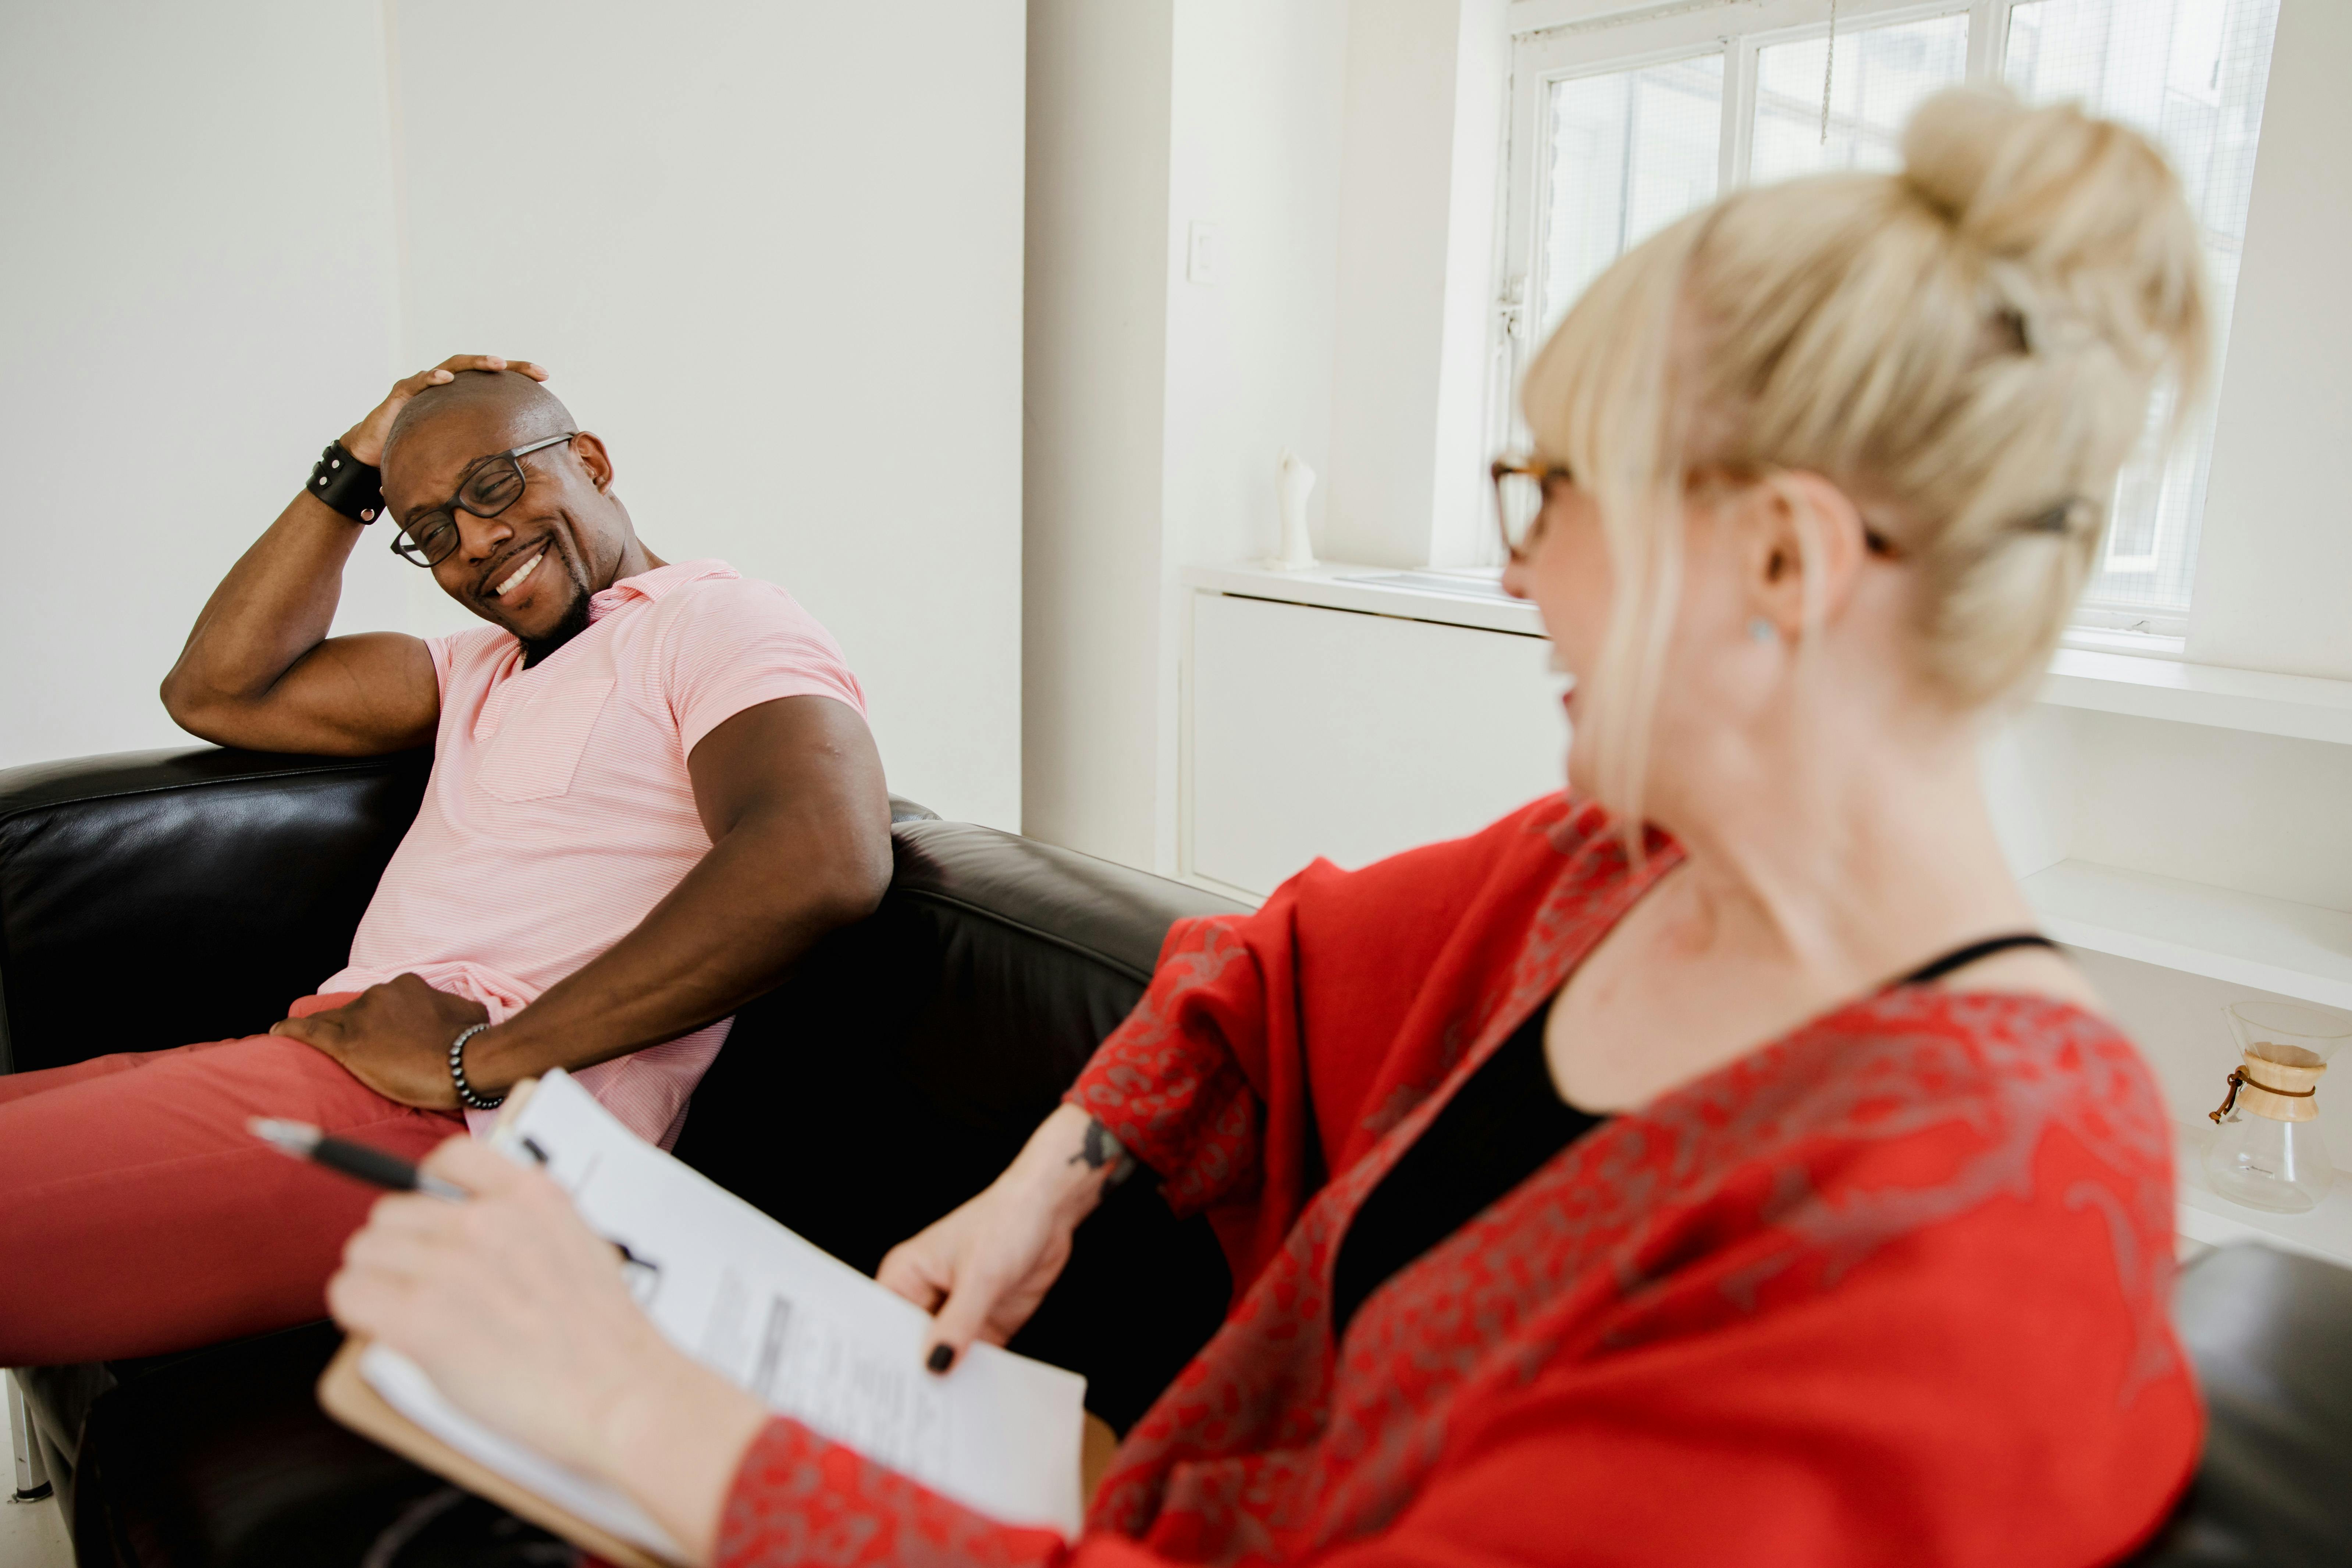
{"left": 2006, "top": 0, "right": 2281, "bottom": 623}
{"left": 1750, "top": 13, "right": 1971, "bottom": 186}
{"left": 1537, "top": 53, "right": 1723, "bottom": 334}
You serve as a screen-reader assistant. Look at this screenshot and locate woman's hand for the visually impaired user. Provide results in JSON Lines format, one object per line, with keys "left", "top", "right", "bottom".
{"left": 339, "top": 353, "right": 548, "bottom": 466}
{"left": 328, "top": 1134, "right": 767, "bottom": 1565}
{"left": 878, "top": 1103, "right": 1132, "bottom": 1373}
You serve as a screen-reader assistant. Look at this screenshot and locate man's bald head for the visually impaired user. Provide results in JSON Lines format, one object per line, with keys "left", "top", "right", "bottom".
{"left": 382, "top": 369, "right": 576, "bottom": 473}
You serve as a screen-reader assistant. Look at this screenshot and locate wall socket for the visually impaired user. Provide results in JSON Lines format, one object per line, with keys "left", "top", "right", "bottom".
{"left": 1186, "top": 220, "right": 1221, "bottom": 285}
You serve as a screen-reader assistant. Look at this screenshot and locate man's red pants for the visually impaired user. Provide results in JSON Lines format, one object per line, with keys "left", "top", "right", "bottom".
{"left": 0, "top": 996, "right": 465, "bottom": 1365}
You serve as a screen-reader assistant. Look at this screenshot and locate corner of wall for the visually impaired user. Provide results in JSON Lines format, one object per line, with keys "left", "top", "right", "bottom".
{"left": 1020, "top": 0, "right": 1177, "bottom": 868}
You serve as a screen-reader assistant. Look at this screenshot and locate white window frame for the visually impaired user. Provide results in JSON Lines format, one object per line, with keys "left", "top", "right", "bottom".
{"left": 1502, "top": 0, "right": 2001, "bottom": 351}
{"left": 1490, "top": 0, "right": 2205, "bottom": 644}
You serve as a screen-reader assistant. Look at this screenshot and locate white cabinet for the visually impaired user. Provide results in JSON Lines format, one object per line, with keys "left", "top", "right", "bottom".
{"left": 1183, "top": 589, "right": 1565, "bottom": 899}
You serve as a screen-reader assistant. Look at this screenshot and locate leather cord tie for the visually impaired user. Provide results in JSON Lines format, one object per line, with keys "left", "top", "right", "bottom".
{"left": 2209, "top": 1066, "right": 2317, "bottom": 1123}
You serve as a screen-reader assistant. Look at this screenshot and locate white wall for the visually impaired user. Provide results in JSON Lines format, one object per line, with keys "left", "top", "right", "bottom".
{"left": 2187, "top": 0, "right": 2352, "bottom": 682}
{"left": 1025, "top": 0, "right": 1515, "bottom": 872}
{"left": 0, "top": 0, "right": 402, "bottom": 770}
{"left": 1324, "top": 0, "right": 1467, "bottom": 568}
{"left": 385, "top": 1, "right": 1026, "bottom": 827}
{"left": 1161, "top": 0, "right": 1349, "bottom": 580}
{"left": 3, "top": 1, "right": 1027, "bottom": 832}
{"left": 1022, "top": 0, "right": 1352, "bottom": 872}
{"left": 1156, "top": 0, "right": 1353, "bottom": 871}
{"left": 1022, "top": 0, "right": 1175, "bottom": 869}
{"left": 1320, "top": 0, "right": 1509, "bottom": 569}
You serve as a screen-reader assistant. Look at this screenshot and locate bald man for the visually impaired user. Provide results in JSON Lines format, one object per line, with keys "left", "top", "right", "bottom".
{"left": 0, "top": 355, "right": 892, "bottom": 1365}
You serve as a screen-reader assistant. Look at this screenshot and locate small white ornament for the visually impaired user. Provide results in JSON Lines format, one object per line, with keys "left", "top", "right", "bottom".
{"left": 1268, "top": 448, "right": 1317, "bottom": 571}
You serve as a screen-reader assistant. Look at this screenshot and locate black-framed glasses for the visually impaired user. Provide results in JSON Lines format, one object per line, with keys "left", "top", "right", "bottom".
{"left": 1491, "top": 456, "right": 1574, "bottom": 560}
{"left": 390, "top": 432, "right": 580, "bottom": 568}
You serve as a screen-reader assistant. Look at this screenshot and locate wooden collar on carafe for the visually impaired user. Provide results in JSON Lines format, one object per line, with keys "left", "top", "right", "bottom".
{"left": 2209, "top": 1050, "right": 2326, "bottom": 1124}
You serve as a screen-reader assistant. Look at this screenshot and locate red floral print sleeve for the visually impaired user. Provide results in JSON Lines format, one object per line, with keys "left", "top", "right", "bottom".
{"left": 1064, "top": 910, "right": 1270, "bottom": 1219}
{"left": 716, "top": 1416, "right": 1067, "bottom": 1568}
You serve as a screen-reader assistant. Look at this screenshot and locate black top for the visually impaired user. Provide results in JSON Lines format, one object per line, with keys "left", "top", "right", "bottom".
{"left": 1325, "top": 931, "right": 2058, "bottom": 1341}
{"left": 1329, "top": 1004, "right": 1603, "bottom": 1340}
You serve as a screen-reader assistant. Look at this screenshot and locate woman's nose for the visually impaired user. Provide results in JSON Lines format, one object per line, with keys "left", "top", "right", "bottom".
{"left": 1500, "top": 552, "right": 1532, "bottom": 600}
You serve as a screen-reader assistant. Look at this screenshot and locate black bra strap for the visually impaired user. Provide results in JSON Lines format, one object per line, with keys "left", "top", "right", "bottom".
{"left": 1895, "top": 933, "right": 2060, "bottom": 988}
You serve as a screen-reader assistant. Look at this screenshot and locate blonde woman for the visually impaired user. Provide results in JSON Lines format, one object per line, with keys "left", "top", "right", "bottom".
{"left": 330, "top": 88, "right": 2208, "bottom": 1568}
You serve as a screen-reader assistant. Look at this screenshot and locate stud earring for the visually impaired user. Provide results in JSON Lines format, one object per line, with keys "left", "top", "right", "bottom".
{"left": 1748, "top": 616, "right": 1779, "bottom": 643}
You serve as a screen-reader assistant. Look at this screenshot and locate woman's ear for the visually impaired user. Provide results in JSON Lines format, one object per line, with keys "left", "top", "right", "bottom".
{"left": 1740, "top": 470, "right": 1870, "bottom": 640}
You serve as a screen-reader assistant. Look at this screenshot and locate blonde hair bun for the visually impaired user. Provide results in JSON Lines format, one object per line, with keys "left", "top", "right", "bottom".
{"left": 1901, "top": 87, "right": 2206, "bottom": 385}
{"left": 1520, "top": 86, "right": 2210, "bottom": 820}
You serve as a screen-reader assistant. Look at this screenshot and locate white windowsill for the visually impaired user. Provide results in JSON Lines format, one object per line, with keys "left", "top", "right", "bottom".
{"left": 1189, "top": 560, "right": 2352, "bottom": 746}
{"left": 2057, "top": 625, "right": 2189, "bottom": 659}
{"left": 2036, "top": 648, "right": 2352, "bottom": 746}
{"left": 1182, "top": 561, "right": 1544, "bottom": 638}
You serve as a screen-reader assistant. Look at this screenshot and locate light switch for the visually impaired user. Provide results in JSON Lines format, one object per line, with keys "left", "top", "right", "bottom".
{"left": 1186, "top": 220, "right": 1221, "bottom": 286}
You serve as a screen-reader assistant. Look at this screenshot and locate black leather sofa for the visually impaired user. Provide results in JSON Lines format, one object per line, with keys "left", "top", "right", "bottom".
{"left": 3, "top": 747, "right": 2349, "bottom": 1567}
{"left": 1, "top": 746, "right": 1240, "bottom": 1565}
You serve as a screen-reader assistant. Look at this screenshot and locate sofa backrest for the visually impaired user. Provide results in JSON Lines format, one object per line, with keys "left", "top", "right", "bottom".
{"left": 674, "top": 818, "right": 1248, "bottom": 1429}
{"left": 0, "top": 746, "right": 940, "bottom": 1075}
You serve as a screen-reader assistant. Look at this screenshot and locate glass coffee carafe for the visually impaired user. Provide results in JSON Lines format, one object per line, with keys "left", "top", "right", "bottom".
{"left": 2203, "top": 999, "right": 2349, "bottom": 1214}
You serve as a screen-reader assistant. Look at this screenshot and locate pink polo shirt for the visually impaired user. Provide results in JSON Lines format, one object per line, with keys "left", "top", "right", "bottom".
{"left": 321, "top": 559, "right": 866, "bottom": 1147}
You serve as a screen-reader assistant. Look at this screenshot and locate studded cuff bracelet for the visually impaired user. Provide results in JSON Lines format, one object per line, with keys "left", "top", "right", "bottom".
{"left": 308, "top": 441, "right": 385, "bottom": 524}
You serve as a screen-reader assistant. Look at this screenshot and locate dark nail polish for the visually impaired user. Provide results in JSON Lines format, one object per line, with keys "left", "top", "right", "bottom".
{"left": 926, "top": 1343, "right": 954, "bottom": 1374}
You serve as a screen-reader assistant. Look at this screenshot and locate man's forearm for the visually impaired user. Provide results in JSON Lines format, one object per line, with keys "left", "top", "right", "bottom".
{"left": 460, "top": 811, "right": 889, "bottom": 1089}
{"left": 163, "top": 490, "right": 362, "bottom": 726}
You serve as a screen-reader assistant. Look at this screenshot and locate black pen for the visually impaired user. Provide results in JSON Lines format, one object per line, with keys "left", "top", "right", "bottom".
{"left": 249, "top": 1117, "right": 469, "bottom": 1201}
{"left": 248, "top": 1117, "right": 657, "bottom": 1272}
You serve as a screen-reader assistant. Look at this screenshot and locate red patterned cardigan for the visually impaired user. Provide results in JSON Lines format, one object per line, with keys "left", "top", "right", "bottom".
{"left": 719, "top": 796, "right": 2198, "bottom": 1568}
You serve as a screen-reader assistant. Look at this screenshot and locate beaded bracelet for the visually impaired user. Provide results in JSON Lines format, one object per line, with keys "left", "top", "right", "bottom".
{"left": 447, "top": 1023, "right": 504, "bottom": 1110}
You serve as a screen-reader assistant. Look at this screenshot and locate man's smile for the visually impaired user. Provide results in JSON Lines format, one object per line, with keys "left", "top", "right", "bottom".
{"left": 476, "top": 535, "right": 556, "bottom": 605}
{"left": 492, "top": 547, "right": 546, "bottom": 600}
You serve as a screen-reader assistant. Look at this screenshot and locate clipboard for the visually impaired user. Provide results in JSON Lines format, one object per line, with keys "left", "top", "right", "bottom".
{"left": 322, "top": 1340, "right": 1122, "bottom": 1566}
{"left": 316, "top": 1083, "right": 676, "bottom": 1564}
{"left": 319, "top": 1334, "right": 676, "bottom": 1568}
{"left": 313, "top": 1080, "right": 1123, "bottom": 1561}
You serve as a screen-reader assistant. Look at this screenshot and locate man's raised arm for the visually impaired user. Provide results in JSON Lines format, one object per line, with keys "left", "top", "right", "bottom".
{"left": 159, "top": 354, "right": 537, "bottom": 755}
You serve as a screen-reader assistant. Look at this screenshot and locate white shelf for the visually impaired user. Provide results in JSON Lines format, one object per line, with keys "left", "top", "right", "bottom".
{"left": 2173, "top": 1121, "right": 2352, "bottom": 1270}
{"left": 2038, "top": 648, "right": 2352, "bottom": 746}
{"left": 2024, "top": 859, "right": 2352, "bottom": 1012}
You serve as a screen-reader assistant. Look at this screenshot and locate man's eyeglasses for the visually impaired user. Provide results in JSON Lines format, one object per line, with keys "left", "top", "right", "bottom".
{"left": 390, "top": 433, "right": 580, "bottom": 568}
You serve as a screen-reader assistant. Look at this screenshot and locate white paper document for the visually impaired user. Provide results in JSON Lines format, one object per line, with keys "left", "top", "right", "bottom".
{"left": 361, "top": 1070, "right": 1089, "bottom": 1559}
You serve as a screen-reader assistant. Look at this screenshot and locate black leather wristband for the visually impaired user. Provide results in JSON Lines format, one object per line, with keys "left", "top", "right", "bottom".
{"left": 308, "top": 441, "right": 385, "bottom": 524}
